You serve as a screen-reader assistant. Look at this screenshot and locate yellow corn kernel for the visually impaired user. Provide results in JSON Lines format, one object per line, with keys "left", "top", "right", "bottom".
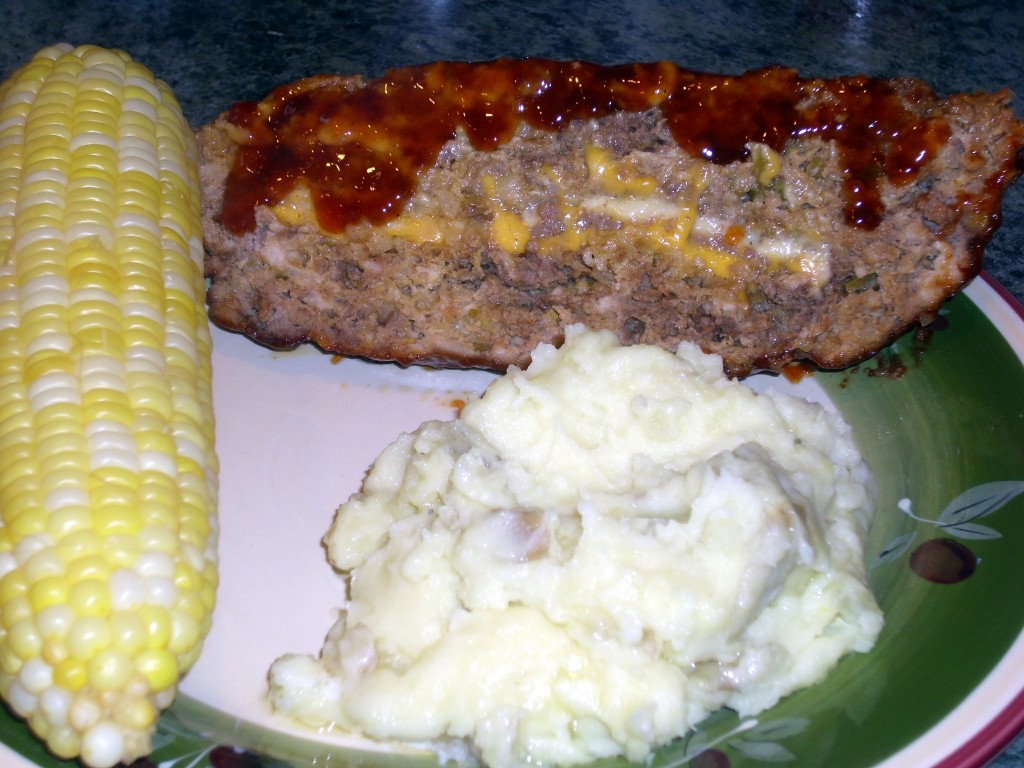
{"left": 28, "top": 575, "right": 70, "bottom": 612}
{"left": 0, "top": 44, "right": 218, "bottom": 768}
{"left": 109, "top": 612, "right": 146, "bottom": 655}
{"left": 7, "top": 616, "right": 42, "bottom": 659}
{"left": 68, "top": 578, "right": 111, "bottom": 617}
{"left": 0, "top": 571, "right": 28, "bottom": 607}
{"left": 0, "top": 644, "right": 23, "bottom": 676}
{"left": 53, "top": 657, "right": 87, "bottom": 691}
{"left": 113, "top": 691, "right": 155, "bottom": 731}
{"left": 66, "top": 616, "right": 110, "bottom": 661}
{"left": 136, "top": 604, "right": 170, "bottom": 650}
{"left": 134, "top": 648, "right": 175, "bottom": 692}
{"left": 65, "top": 554, "right": 111, "bottom": 584}
{"left": 87, "top": 648, "right": 133, "bottom": 691}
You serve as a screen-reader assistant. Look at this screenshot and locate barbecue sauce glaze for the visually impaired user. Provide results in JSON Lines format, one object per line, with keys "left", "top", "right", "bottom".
{"left": 221, "top": 59, "right": 951, "bottom": 236}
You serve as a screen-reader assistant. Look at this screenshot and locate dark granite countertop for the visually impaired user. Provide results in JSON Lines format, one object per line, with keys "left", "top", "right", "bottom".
{"left": 0, "top": 1, "right": 1022, "bottom": 766}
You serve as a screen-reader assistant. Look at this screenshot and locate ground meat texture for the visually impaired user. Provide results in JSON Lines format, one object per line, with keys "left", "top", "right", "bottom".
{"left": 199, "top": 63, "right": 1024, "bottom": 376}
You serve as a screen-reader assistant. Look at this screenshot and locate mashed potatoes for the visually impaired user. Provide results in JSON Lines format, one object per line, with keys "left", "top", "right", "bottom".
{"left": 268, "top": 326, "right": 883, "bottom": 767}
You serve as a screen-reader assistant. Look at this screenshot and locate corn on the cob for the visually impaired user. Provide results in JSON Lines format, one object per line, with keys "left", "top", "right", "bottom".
{"left": 0, "top": 44, "right": 218, "bottom": 767}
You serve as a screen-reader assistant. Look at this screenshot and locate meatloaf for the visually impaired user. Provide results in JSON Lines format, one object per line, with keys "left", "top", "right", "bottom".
{"left": 199, "top": 59, "right": 1024, "bottom": 376}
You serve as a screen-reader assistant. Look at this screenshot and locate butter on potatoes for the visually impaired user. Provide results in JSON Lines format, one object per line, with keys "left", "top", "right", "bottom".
{"left": 268, "top": 326, "right": 883, "bottom": 768}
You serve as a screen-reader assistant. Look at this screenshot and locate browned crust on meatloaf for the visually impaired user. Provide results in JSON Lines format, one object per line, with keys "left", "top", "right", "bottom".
{"left": 199, "top": 74, "right": 1024, "bottom": 377}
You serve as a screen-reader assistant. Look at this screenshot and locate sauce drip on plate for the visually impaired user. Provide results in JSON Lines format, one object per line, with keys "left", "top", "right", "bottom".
{"left": 221, "top": 58, "right": 951, "bottom": 235}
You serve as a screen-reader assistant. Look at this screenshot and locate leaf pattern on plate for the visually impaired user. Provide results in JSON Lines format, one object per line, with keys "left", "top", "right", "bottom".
{"left": 937, "top": 481, "right": 1024, "bottom": 528}
{"left": 871, "top": 531, "right": 916, "bottom": 568}
{"left": 142, "top": 709, "right": 809, "bottom": 768}
{"left": 651, "top": 715, "right": 809, "bottom": 768}
{"left": 133, "top": 711, "right": 296, "bottom": 768}
{"left": 872, "top": 481, "right": 1024, "bottom": 575}
{"left": 725, "top": 719, "right": 809, "bottom": 765}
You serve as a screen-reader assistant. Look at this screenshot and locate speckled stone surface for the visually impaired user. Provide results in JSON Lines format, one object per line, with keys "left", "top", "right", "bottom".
{"left": 0, "top": 1, "right": 1022, "bottom": 765}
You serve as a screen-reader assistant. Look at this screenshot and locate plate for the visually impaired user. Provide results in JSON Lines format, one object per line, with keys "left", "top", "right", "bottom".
{"left": 2, "top": 274, "right": 1024, "bottom": 768}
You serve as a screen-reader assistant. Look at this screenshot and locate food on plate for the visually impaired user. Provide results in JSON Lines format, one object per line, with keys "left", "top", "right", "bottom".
{"left": 199, "top": 58, "right": 1024, "bottom": 376}
{"left": 267, "top": 326, "right": 883, "bottom": 768}
{"left": 0, "top": 45, "right": 218, "bottom": 768}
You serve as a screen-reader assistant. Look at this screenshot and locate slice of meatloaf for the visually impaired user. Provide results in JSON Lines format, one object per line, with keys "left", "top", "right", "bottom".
{"left": 199, "top": 60, "right": 1024, "bottom": 376}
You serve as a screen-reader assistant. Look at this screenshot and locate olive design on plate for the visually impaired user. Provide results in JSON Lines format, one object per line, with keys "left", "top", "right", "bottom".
{"left": 870, "top": 481, "right": 1024, "bottom": 579}
{"left": 908, "top": 537, "right": 978, "bottom": 584}
{"left": 689, "top": 749, "right": 731, "bottom": 767}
